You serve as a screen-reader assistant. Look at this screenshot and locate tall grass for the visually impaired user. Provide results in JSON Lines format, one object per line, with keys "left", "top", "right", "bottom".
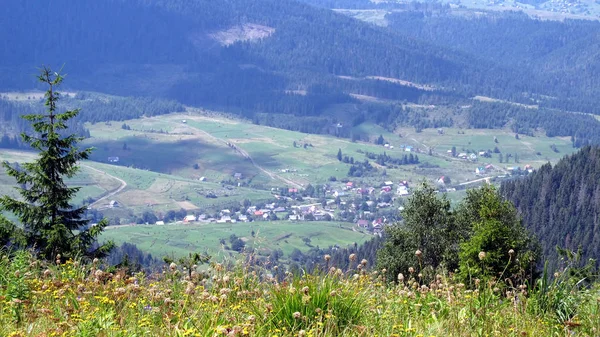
{"left": 0, "top": 250, "right": 597, "bottom": 336}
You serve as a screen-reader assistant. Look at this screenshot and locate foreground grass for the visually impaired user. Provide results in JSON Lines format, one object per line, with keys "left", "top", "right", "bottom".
{"left": 1, "top": 251, "right": 598, "bottom": 336}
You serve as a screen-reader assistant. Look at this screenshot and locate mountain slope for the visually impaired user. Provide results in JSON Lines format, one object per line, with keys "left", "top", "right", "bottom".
{"left": 0, "top": 0, "right": 539, "bottom": 115}
{"left": 501, "top": 146, "right": 600, "bottom": 270}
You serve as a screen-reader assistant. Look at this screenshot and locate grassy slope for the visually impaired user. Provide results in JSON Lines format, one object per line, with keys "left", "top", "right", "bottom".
{"left": 86, "top": 111, "right": 541, "bottom": 188}
{"left": 101, "top": 220, "right": 370, "bottom": 260}
{"left": 0, "top": 149, "right": 273, "bottom": 219}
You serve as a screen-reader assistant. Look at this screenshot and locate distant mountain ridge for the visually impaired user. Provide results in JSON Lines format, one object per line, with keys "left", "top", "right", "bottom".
{"left": 0, "top": 0, "right": 551, "bottom": 113}
{"left": 2, "top": 0, "right": 600, "bottom": 120}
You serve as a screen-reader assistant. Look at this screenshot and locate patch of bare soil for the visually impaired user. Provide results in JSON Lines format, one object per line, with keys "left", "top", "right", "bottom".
{"left": 210, "top": 24, "right": 275, "bottom": 46}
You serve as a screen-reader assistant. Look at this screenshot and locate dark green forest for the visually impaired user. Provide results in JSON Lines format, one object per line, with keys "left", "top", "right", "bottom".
{"left": 501, "top": 146, "right": 600, "bottom": 271}
{"left": 3, "top": 0, "right": 600, "bottom": 121}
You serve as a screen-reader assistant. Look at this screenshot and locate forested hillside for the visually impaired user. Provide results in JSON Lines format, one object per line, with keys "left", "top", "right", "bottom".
{"left": 501, "top": 146, "right": 600, "bottom": 270}
{"left": 387, "top": 10, "right": 600, "bottom": 114}
{"left": 3, "top": 0, "right": 598, "bottom": 119}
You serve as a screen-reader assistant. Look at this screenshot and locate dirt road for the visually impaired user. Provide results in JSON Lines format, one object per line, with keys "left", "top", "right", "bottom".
{"left": 83, "top": 164, "right": 127, "bottom": 209}
{"left": 166, "top": 117, "right": 304, "bottom": 188}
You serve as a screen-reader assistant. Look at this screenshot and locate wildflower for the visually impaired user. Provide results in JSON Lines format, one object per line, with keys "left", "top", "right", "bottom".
{"left": 324, "top": 254, "right": 331, "bottom": 261}
{"left": 361, "top": 259, "right": 368, "bottom": 266}
{"left": 169, "top": 262, "right": 177, "bottom": 271}
{"left": 247, "top": 315, "right": 256, "bottom": 323}
{"left": 398, "top": 273, "right": 404, "bottom": 282}
{"left": 293, "top": 311, "right": 302, "bottom": 319}
{"left": 43, "top": 269, "right": 52, "bottom": 278}
{"left": 508, "top": 249, "right": 515, "bottom": 256}
{"left": 478, "top": 251, "right": 486, "bottom": 261}
{"left": 94, "top": 269, "right": 104, "bottom": 278}
{"left": 415, "top": 249, "right": 422, "bottom": 258}
{"left": 329, "top": 290, "right": 337, "bottom": 297}
{"left": 349, "top": 254, "right": 357, "bottom": 262}
{"left": 408, "top": 267, "right": 415, "bottom": 274}
{"left": 302, "top": 286, "right": 309, "bottom": 294}
{"left": 298, "top": 330, "right": 306, "bottom": 337}
{"left": 114, "top": 287, "right": 126, "bottom": 296}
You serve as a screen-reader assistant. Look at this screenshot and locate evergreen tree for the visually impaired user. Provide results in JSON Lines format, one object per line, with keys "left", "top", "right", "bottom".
{"left": 0, "top": 67, "right": 114, "bottom": 261}
{"left": 337, "top": 148, "right": 342, "bottom": 161}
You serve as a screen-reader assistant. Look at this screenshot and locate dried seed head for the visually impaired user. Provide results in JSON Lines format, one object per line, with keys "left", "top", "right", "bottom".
{"left": 169, "top": 262, "right": 177, "bottom": 271}
{"left": 415, "top": 249, "right": 422, "bottom": 258}
{"left": 349, "top": 253, "right": 357, "bottom": 262}
{"left": 397, "top": 273, "right": 404, "bottom": 282}
{"left": 508, "top": 249, "right": 515, "bottom": 256}
{"left": 293, "top": 311, "right": 301, "bottom": 319}
{"left": 361, "top": 259, "right": 368, "bottom": 266}
{"left": 478, "top": 251, "right": 486, "bottom": 261}
{"left": 408, "top": 267, "right": 415, "bottom": 274}
{"left": 324, "top": 254, "right": 331, "bottom": 261}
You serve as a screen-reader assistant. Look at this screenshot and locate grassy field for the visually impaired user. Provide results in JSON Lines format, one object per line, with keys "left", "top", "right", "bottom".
{"left": 0, "top": 149, "right": 274, "bottom": 221}
{"left": 101, "top": 220, "right": 371, "bottom": 260}
{"left": 84, "top": 112, "right": 497, "bottom": 189}
{"left": 396, "top": 127, "right": 575, "bottom": 167}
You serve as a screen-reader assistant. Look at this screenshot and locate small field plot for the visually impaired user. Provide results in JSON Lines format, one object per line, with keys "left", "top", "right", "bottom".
{"left": 0, "top": 150, "right": 119, "bottom": 204}
{"left": 101, "top": 220, "right": 370, "bottom": 259}
{"left": 81, "top": 161, "right": 273, "bottom": 216}
{"left": 397, "top": 127, "right": 576, "bottom": 168}
{"left": 85, "top": 118, "right": 263, "bottom": 183}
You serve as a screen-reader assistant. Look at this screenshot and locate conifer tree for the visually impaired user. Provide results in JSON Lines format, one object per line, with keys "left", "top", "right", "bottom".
{"left": 0, "top": 67, "right": 113, "bottom": 261}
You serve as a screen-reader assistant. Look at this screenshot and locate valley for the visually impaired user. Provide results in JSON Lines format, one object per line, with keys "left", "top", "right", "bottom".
{"left": 0, "top": 99, "right": 578, "bottom": 260}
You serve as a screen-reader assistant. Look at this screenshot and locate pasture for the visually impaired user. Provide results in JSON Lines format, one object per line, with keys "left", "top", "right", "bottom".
{"left": 101, "top": 220, "right": 371, "bottom": 259}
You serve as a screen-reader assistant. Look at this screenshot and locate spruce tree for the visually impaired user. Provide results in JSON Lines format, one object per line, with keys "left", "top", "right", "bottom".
{"left": 0, "top": 67, "right": 113, "bottom": 261}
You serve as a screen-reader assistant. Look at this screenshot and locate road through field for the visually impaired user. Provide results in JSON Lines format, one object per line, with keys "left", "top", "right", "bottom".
{"left": 82, "top": 164, "right": 127, "bottom": 209}
{"left": 166, "top": 117, "right": 304, "bottom": 188}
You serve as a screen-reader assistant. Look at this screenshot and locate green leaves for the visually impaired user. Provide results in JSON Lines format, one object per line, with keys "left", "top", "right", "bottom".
{"left": 378, "top": 183, "right": 539, "bottom": 286}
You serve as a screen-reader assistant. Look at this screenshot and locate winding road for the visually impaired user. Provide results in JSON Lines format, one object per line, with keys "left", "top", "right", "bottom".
{"left": 82, "top": 164, "right": 127, "bottom": 209}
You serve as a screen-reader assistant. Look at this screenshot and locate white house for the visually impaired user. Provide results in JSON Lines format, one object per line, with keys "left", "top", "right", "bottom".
{"left": 183, "top": 215, "right": 197, "bottom": 222}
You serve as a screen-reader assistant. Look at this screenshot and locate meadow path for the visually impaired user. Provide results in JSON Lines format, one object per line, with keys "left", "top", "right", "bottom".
{"left": 83, "top": 164, "right": 128, "bottom": 209}
{"left": 166, "top": 117, "right": 304, "bottom": 188}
